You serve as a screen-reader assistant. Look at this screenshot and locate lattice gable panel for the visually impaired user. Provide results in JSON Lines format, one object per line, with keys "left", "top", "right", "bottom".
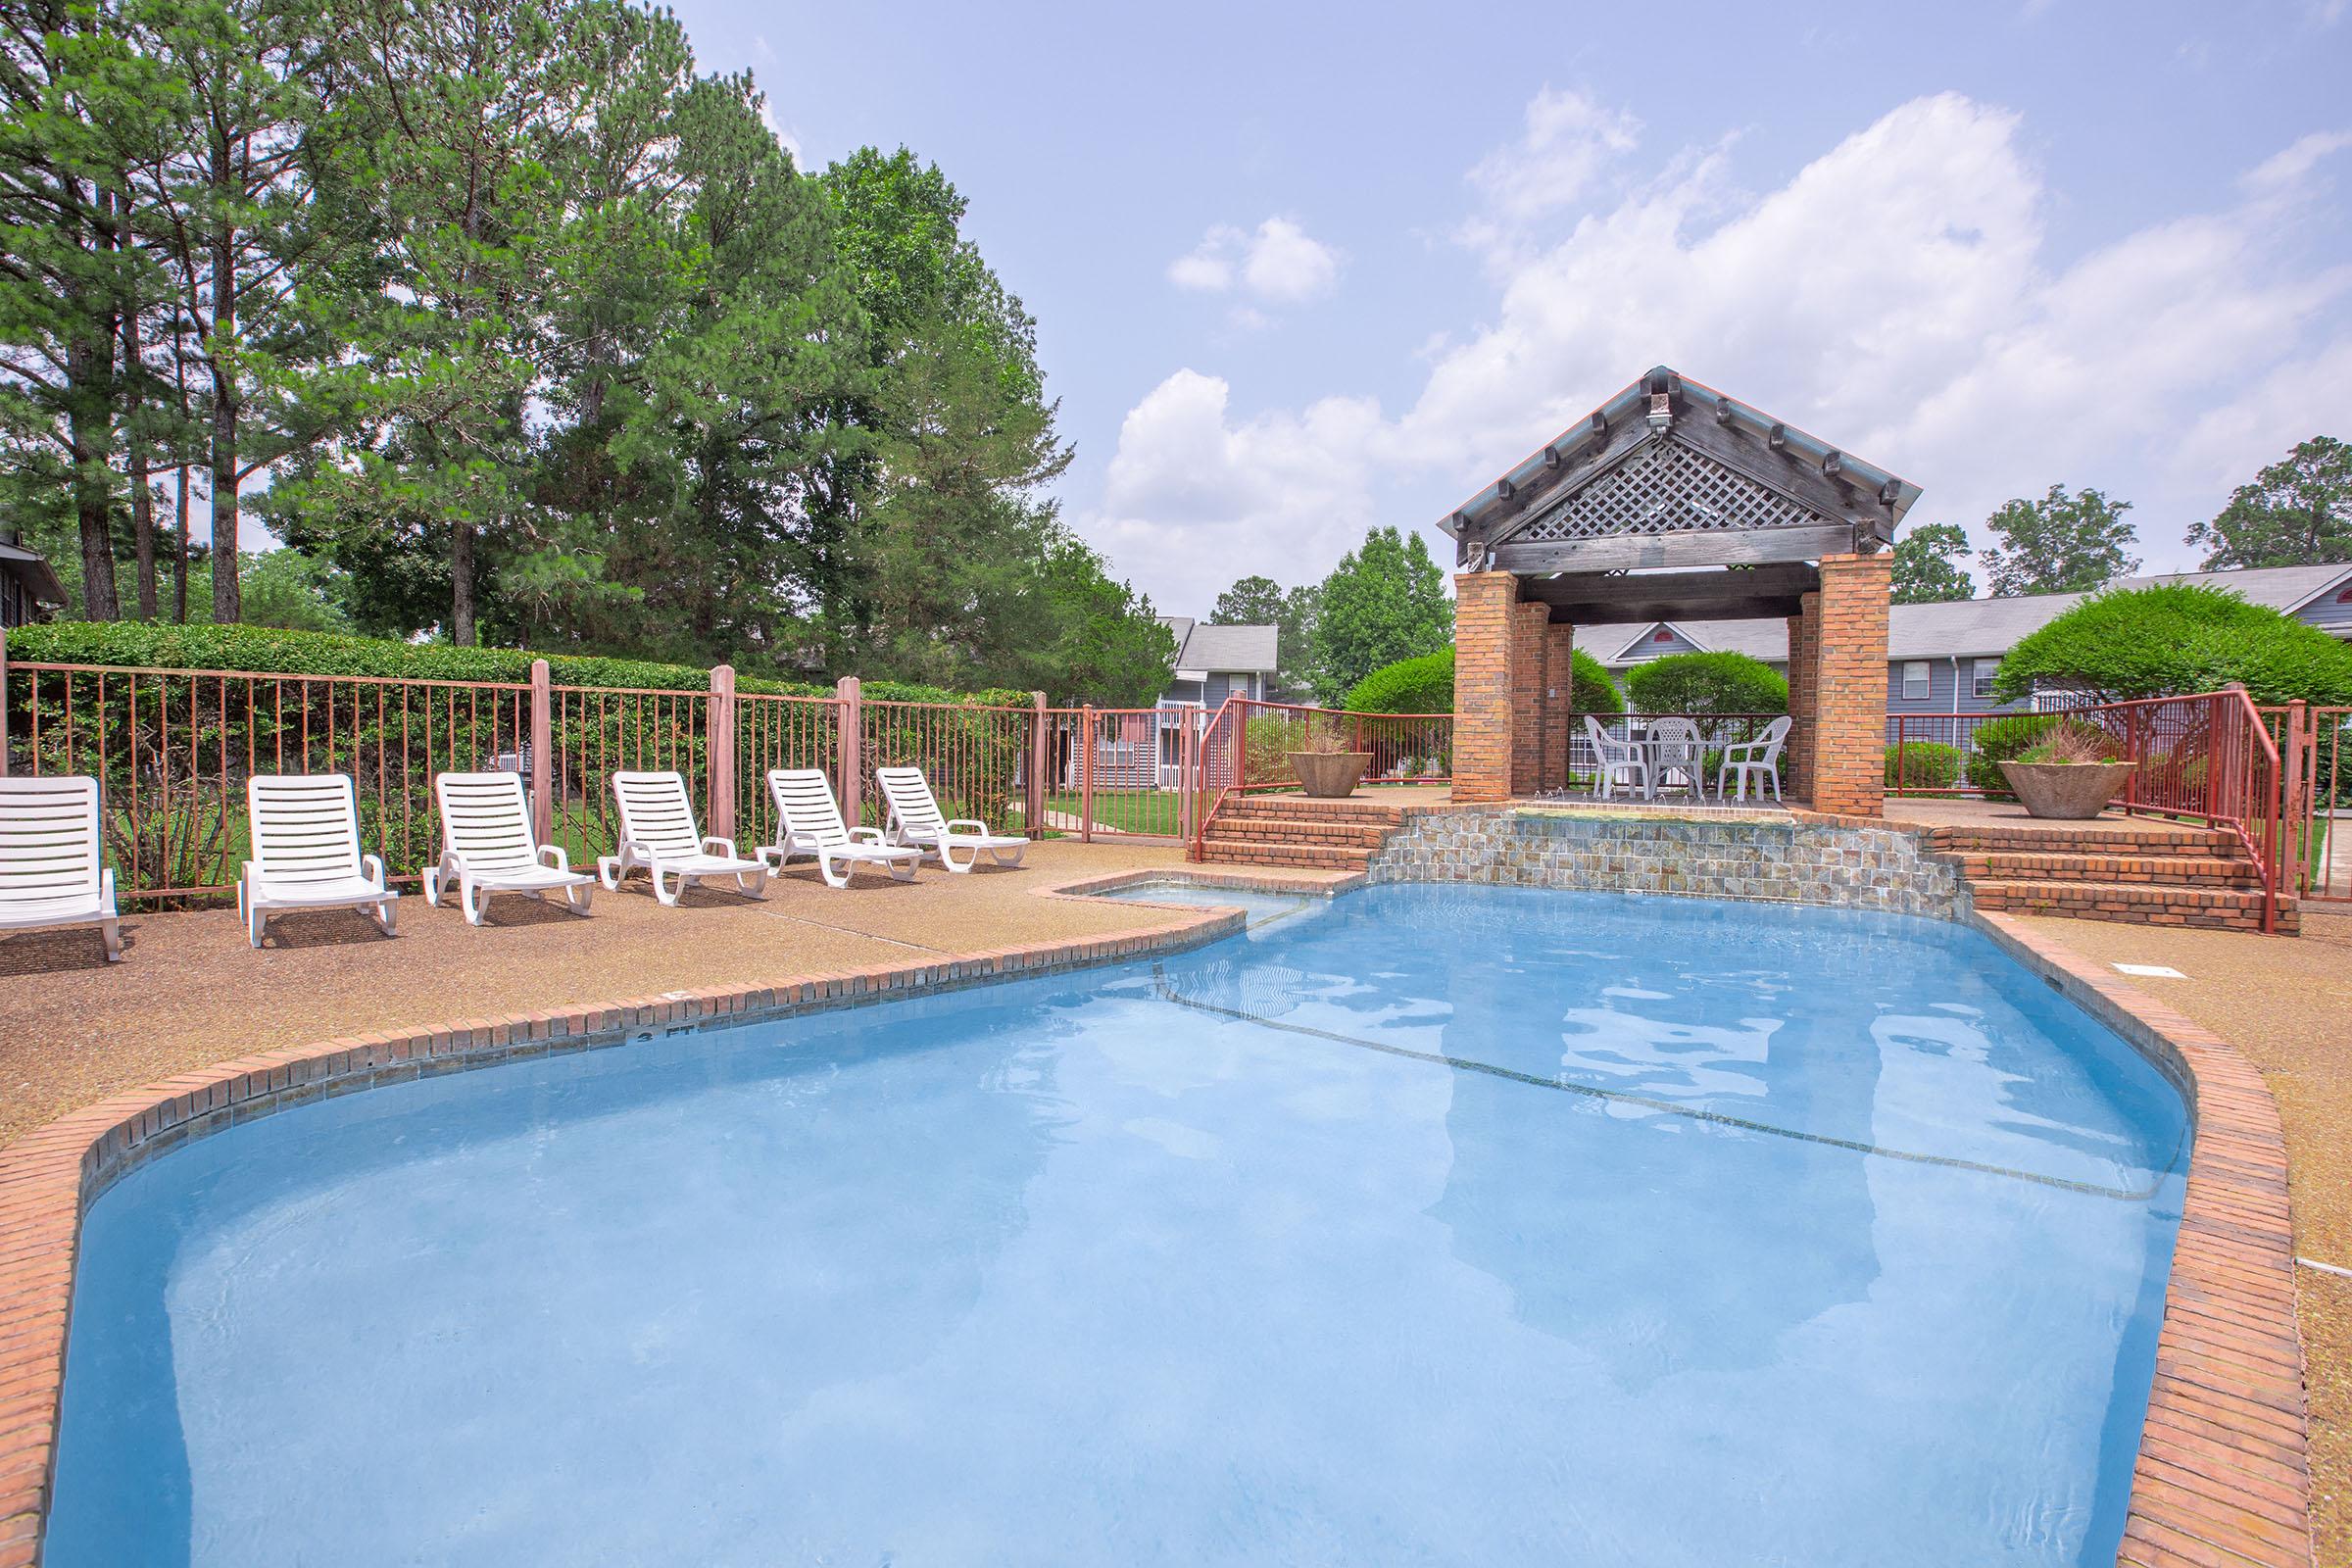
{"left": 1505, "top": 437, "right": 1829, "bottom": 544}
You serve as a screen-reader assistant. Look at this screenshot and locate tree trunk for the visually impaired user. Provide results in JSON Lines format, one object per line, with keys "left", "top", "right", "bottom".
{"left": 451, "top": 518, "right": 475, "bottom": 645}
{"left": 207, "top": 108, "right": 240, "bottom": 625}
{"left": 172, "top": 463, "right": 190, "bottom": 623}
{"left": 118, "top": 192, "right": 156, "bottom": 619}
{"left": 65, "top": 348, "right": 119, "bottom": 622}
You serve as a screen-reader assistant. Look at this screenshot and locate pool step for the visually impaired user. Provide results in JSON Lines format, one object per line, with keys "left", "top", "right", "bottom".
{"left": 1957, "top": 852, "right": 2264, "bottom": 888}
{"left": 1195, "top": 837, "right": 1377, "bottom": 871}
{"left": 1967, "top": 877, "right": 2295, "bottom": 934}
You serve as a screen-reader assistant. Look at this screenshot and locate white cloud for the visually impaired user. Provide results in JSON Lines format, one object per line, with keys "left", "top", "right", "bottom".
{"left": 1166, "top": 218, "right": 1342, "bottom": 305}
{"left": 1465, "top": 87, "right": 1641, "bottom": 232}
{"left": 1086, "top": 91, "right": 2352, "bottom": 609}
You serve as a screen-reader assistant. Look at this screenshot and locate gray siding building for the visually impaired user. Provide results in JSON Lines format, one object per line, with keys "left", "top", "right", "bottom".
{"left": 1584, "top": 563, "right": 2352, "bottom": 713}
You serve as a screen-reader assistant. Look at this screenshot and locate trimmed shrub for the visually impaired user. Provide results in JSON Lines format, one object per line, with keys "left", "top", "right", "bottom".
{"left": 1, "top": 618, "right": 1032, "bottom": 708}
{"left": 1964, "top": 712, "right": 2058, "bottom": 797}
{"left": 1885, "top": 741, "right": 1963, "bottom": 791}
{"left": 1341, "top": 645, "right": 1622, "bottom": 715}
{"left": 1345, "top": 650, "right": 1453, "bottom": 713}
{"left": 1991, "top": 581, "right": 2352, "bottom": 706}
{"left": 1625, "top": 651, "right": 1788, "bottom": 716}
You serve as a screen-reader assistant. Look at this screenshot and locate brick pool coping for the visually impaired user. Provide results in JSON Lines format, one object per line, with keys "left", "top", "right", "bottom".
{"left": 0, "top": 871, "right": 2311, "bottom": 1565}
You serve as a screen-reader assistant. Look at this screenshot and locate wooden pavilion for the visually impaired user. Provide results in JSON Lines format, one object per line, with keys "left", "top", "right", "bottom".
{"left": 1438, "top": 367, "right": 1922, "bottom": 814}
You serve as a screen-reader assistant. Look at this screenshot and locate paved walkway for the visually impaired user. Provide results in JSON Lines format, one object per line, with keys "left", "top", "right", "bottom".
{"left": 0, "top": 839, "right": 1193, "bottom": 1150}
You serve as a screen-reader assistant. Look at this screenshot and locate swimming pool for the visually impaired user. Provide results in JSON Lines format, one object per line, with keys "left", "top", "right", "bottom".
{"left": 50, "top": 885, "right": 2187, "bottom": 1566}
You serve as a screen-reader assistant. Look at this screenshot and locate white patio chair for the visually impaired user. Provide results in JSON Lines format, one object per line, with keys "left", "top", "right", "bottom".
{"left": 1718, "top": 715, "right": 1793, "bottom": 804}
{"left": 598, "top": 770, "right": 767, "bottom": 906}
{"left": 240, "top": 774, "right": 399, "bottom": 948}
{"left": 424, "top": 771, "right": 595, "bottom": 925}
{"left": 874, "top": 766, "right": 1027, "bottom": 873}
{"left": 1585, "top": 715, "right": 1648, "bottom": 802}
{"left": 758, "top": 769, "right": 922, "bottom": 889}
{"left": 1647, "top": 717, "right": 1706, "bottom": 804}
{"left": 0, "top": 775, "right": 121, "bottom": 961}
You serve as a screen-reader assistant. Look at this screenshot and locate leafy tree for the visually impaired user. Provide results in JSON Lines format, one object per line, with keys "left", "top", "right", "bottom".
{"left": 1980, "top": 484, "right": 2140, "bottom": 597}
{"left": 1308, "top": 526, "right": 1449, "bottom": 704}
{"left": 1624, "top": 651, "right": 1788, "bottom": 715}
{"left": 1991, "top": 582, "right": 2352, "bottom": 705}
{"left": 2184, "top": 437, "right": 2351, "bottom": 569}
{"left": 1890, "top": 521, "right": 1976, "bottom": 604}
{"left": 1210, "top": 572, "right": 1318, "bottom": 698}
{"left": 1029, "top": 536, "right": 1175, "bottom": 706}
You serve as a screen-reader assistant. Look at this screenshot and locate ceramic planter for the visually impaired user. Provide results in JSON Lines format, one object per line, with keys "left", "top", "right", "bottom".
{"left": 1288, "top": 751, "right": 1372, "bottom": 799}
{"left": 1997, "top": 760, "right": 2136, "bottom": 820}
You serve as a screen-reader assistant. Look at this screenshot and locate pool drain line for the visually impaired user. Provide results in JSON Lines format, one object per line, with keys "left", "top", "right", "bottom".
{"left": 1149, "top": 964, "right": 2170, "bottom": 1202}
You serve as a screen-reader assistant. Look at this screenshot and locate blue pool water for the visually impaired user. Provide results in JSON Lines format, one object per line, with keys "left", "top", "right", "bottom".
{"left": 50, "top": 886, "right": 2186, "bottom": 1566}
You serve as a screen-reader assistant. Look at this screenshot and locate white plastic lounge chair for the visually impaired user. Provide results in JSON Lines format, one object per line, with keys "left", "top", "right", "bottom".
{"left": 598, "top": 770, "right": 767, "bottom": 906}
{"left": 424, "top": 771, "right": 595, "bottom": 924}
{"left": 1718, "top": 715, "right": 1793, "bottom": 804}
{"left": 756, "top": 768, "right": 921, "bottom": 889}
{"left": 240, "top": 774, "right": 399, "bottom": 948}
{"left": 875, "top": 766, "right": 1027, "bottom": 873}
{"left": 1585, "top": 715, "right": 1649, "bottom": 802}
{"left": 0, "top": 775, "right": 121, "bottom": 961}
{"left": 1648, "top": 717, "right": 1706, "bottom": 804}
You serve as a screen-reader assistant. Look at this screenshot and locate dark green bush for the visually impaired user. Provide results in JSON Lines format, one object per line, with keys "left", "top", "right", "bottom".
{"left": 1964, "top": 713, "right": 2058, "bottom": 797}
{"left": 1341, "top": 645, "right": 1621, "bottom": 715}
{"left": 1885, "top": 741, "right": 1962, "bottom": 790}
{"left": 1625, "top": 651, "right": 1788, "bottom": 716}
{"left": 1991, "top": 582, "right": 2352, "bottom": 705}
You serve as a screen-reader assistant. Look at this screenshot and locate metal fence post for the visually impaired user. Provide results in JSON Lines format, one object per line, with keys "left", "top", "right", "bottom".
{"left": 1079, "top": 704, "right": 1096, "bottom": 842}
{"left": 0, "top": 626, "right": 10, "bottom": 777}
{"left": 1027, "top": 692, "right": 1047, "bottom": 836}
{"left": 835, "top": 674, "right": 861, "bottom": 827}
{"left": 2281, "top": 700, "right": 2308, "bottom": 894}
{"left": 529, "top": 658, "right": 552, "bottom": 845}
{"left": 708, "top": 662, "right": 736, "bottom": 839}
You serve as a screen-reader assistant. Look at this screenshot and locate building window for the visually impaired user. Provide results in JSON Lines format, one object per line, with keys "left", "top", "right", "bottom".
{"left": 1901, "top": 661, "right": 1931, "bottom": 700}
{"left": 1973, "top": 659, "right": 1999, "bottom": 699}
{"left": 1652, "top": 629, "right": 1674, "bottom": 644}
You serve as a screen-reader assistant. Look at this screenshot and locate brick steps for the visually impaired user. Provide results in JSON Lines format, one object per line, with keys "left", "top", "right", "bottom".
{"left": 1196, "top": 837, "right": 1375, "bottom": 871}
{"left": 1201, "top": 816, "right": 1393, "bottom": 850}
{"left": 1968, "top": 878, "right": 2296, "bottom": 933}
{"left": 1215, "top": 796, "right": 1406, "bottom": 827}
{"left": 1958, "top": 852, "right": 2263, "bottom": 888}
{"left": 1928, "top": 823, "right": 2241, "bottom": 858}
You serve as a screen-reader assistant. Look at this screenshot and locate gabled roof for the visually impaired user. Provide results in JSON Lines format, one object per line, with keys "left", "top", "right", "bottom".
{"left": 1159, "top": 616, "right": 1279, "bottom": 674}
{"left": 1587, "top": 619, "right": 1788, "bottom": 667}
{"left": 1437, "top": 367, "right": 1923, "bottom": 575}
{"left": 0, "top": 540, "right": 65, "bottom": 607}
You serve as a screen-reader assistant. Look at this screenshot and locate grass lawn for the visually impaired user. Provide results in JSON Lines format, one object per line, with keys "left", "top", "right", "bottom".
{"left": 1044, "top": 788, "right": 1185, "bottom": 837}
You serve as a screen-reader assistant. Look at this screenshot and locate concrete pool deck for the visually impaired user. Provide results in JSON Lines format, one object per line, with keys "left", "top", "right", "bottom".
{"left": 0, "top": 841, "right": 2333, "bottom": 1565}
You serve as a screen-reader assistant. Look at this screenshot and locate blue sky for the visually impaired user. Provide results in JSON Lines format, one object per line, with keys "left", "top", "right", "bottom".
{"left": 672, "top": 0, "right": 2352, "bottom": 614}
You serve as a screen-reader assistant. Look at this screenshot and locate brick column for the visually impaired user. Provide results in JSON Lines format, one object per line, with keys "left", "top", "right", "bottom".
{"left": 1541, "top": 621, "right": 1575, "bottom": 793}
{"left": 1810, "top": 553, "right": 1892, "bottom": 816}
{"left": 1452, "top": 571, "right": 1520, "bottom": 803}
{"left": 1785, "top": 598, "right": 1816, "bottom": 803}
{"left": 1510, "top": 600, "right": 1549, "bottom": 797}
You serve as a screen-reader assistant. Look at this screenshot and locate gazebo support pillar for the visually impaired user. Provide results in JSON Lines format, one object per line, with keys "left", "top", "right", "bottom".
{"left": 1452, "top": 571, "right": 1520, "bottom": 803}
{"left": 1786, "top": 596, "right": 1816, "bottom": 802}
{"left": 1541, "top": 621, "right": 1575, "bottom": 793}
{"left": 1511, "top": 601, "right": 1549, "bottom": 797}
{"left": 1805, "top": 553, "right": 1891, "bottom": 816}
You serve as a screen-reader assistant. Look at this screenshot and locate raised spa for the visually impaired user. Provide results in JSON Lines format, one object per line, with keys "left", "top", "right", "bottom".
{"left": 50, "top": 885, "right": 2186, "bottom": 1566}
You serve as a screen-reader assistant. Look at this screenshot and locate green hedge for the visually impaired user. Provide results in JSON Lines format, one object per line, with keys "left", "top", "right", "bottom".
{"left": 1, "top": 619, "right": 1026, "bottom": 708}
{"left": 1964, "top": 713, "right": 2058, "bottom": 797}
{"left": 1624, "top": 651, "right": 1787, "bottom": 716}
{"left": 1884, "top": 741, "right": 1962, "bottom": 791}
{"left": 1341, "top": 645, "right": 1622, "bottom": 715}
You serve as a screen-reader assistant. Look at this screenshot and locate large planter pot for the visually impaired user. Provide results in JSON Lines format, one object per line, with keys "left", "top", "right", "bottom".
{"left": 1288, "top": 751, "right": 1372, "bottom": 799}
{"left": 1997, "top": 760, "right": 2136, "bottom": 820}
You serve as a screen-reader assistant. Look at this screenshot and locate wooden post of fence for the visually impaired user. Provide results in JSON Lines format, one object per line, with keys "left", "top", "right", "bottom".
{"left": 528, "top": 658, "right": 552, "bottom": 845}
{"left": 708, "top": 662, "right": 737, "bottom": 839}
{"left": 1079, "top": 705, "right": 1096, "bottom": 843}
{"left": 1179, "top": 711, "right": 1195, "bottom": 844}
{"left": 836, "top": 674, "right": 861, "bottom": 827}
{"left": 0, "top": 626, "right": 10, "bottom": 777}
{"left": 1027, "top": 692, "right": 1047, "bottom": 837}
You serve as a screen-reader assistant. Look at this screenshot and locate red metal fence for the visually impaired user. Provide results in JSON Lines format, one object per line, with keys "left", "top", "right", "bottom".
{"left": 1, "top": 646, "right": 1463, "bottom": 903}
{"left": 2270, "top": 703, "right": 2351, "bottom": 905}
{"left": 1187, "top": 697, "right": 1452, "bottom": 858}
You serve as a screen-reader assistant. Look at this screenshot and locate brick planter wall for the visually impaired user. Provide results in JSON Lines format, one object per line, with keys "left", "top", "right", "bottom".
{"left": 1366, "top": 806, "right": 1968, "bottom": 918}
